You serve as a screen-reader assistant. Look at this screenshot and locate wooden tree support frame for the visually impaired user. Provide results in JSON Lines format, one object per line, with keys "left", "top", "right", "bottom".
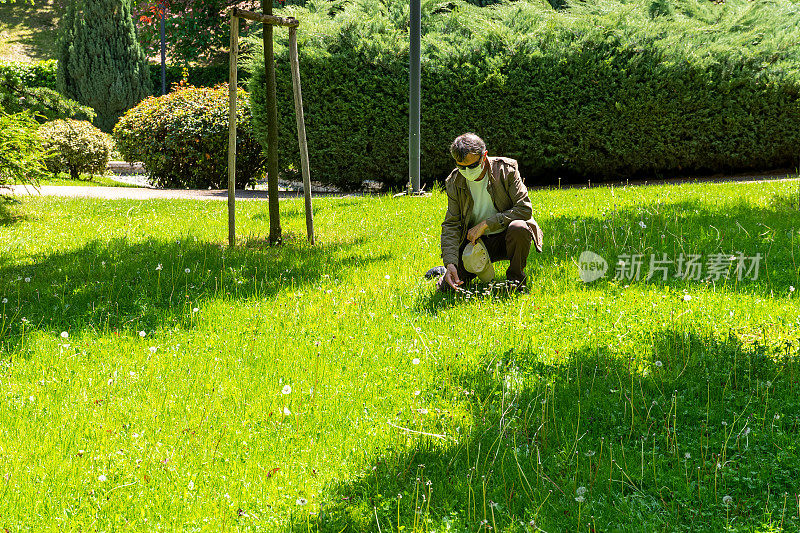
{"left": 227, "top": 8, "right": 314, "bottom": 246}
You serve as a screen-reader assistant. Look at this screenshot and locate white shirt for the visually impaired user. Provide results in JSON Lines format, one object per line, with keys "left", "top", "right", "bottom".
{"left": 466, "top": 176, "right": 502, "bottom": 235}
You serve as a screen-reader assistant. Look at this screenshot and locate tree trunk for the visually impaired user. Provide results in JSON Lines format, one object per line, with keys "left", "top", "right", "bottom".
{"left": 262, "top": 0, "right": 282, "bottom": 245}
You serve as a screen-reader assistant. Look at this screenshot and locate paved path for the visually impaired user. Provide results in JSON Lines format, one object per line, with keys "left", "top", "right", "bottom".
{"left": 5, "top": 185, "right": 353, "bottom": 200}
{"left": 5, "top": 170, "right": 796, "bottom": 201}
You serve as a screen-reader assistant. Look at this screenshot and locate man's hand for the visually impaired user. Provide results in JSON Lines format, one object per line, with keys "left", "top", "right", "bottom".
{"left": 467, "top": 220, "right": 488, "bottom": 244}
{"left": 443, "top": 263, "right": 463, "bottom": 290}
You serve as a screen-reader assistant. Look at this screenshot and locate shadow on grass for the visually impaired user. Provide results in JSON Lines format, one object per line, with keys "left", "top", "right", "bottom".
{"left": 0, "top": 0, "right": 61, "bottom": 61}
{"left": 0, "top": 196, "right": 25, "bottom": 227}
{"left": 305, "top": 328, "right": 800, "bottom": 532}
{"left": 0, "top": 234, "right": 390, "bottom": 346}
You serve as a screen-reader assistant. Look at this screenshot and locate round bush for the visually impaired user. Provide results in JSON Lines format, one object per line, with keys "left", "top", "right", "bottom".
{"left": 40, "top": 119, "right": 112, "bottom": 180}
{"left": 112, "top": 84, "right": 264, "bottom": 189}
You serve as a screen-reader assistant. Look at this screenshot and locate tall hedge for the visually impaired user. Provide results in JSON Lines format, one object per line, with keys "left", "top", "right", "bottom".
{"left": 57, "top": 0, "right": 152, "bottom": 132}
{"left": 248, "top": 0, "right": 800, "bottom": 189}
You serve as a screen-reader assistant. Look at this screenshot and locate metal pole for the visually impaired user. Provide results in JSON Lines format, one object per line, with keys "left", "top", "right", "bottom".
{"left": 409, "top": 0, "right": 421, "bottom": 193}
{"left": 288, "top": 27, "right": 315, "bottom": 245}
{"left": 160, "top": 1, "right": 166, "bottom": 95}
{"left": 227, "top": 14, "right": 239, "bottom": 247}
{"left": 263, "top": 0, "right": 282, "bottom": 245}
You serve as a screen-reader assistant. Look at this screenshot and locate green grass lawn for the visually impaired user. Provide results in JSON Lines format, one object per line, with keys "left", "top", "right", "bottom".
{"left": 1, "top": 180, "right": 799, "bottom": 531}
{"left": 0, "top": 0, "right": 60, "bottom": 62}
{"left": 30, "top": 174, "right": 143, "bottom": 188}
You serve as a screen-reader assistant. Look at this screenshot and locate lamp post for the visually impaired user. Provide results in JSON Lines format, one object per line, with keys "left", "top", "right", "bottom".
{"left": 409, "top": 0, "right": 421, "bottom": 194}
{"left": 160, "top": 1, "right": 166, "bottom": 95}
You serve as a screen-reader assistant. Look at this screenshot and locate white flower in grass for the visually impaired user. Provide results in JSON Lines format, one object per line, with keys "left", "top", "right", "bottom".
{"left": 138, "top": 331, "right": 146, "bottom": 338}
{"left": 638, "top": 221, "right": 646, "bottom": 229}
{"left": 412, "top": 358, "right": 420, "bottom": 365}
{"left": 156, "top": 264, "right": 163, "bottom": 271}
{"left": 684, "top": 452, "right": 691, "bottom": 459}
{"left": 1, "top": 298, "right": 7, "bottom": 304}
{"left": 98, "top": 474, "right": 107, "bottom": 482}
{"left": 28, "top": 395, "right": 35, "bottom": 403}
{"left": 384, "top": 275, "right": 390, "bottom": 280}
{"left": 296, "top": 498, "right": 308, "bottom": 506}
{"left": 414, "top": 390, "right": 421, "bottom": 396}
{"left": 282, "top": 385, "right": 292, "bottom": 395}
{"left": 723, "top": 495, "right": 733, "bottom": 506}
{"left": 743, "top": 427, "right": 751, "bottom": 436}
{"left": 192, "top": 307, "right": 199, "bottom": 313}
{"left": 185, "top": 268, "right": 190, "bottom": 274}
{"left": 584, "top": 450, "right": 595, "bottom": 457}
{"left": 575, "top": 495, "right": 585, "bottom": 503}
{"left": 576, "top": 486, "right": 587, "bottom": 496}
{"left": 283, "top": 407, "right": 291, "bottom": 416}
{"left": 654, "top": 360, "right": 663, "bottom": 367}
{"left": 791, "top": 286, "right": 796, "bottom": 293}
{"left": 60, "top": 331, "right": 69, "bottom": 339}
{"left": 188, "top": 481, "right": 195, "bottom": 490}
{"left": 683, "top": 294, "right": 691, "bottom": 302}
{"left": 24, "top": 277, "right": 30, "bottom": 283}
{"left": 418, "top": 408, "right": 428, "bottom": 415}
{"left": 149, "top": 346, "right": 157, "bottom": 354}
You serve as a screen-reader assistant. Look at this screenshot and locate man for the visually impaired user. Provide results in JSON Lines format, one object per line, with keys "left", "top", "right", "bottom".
{"left": 439, "top": 133, "right": 543, "bottom": 292}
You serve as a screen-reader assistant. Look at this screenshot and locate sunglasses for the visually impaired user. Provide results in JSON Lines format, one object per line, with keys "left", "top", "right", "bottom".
{"left": 456, "top": 154, "right": 484, "bottom": 170}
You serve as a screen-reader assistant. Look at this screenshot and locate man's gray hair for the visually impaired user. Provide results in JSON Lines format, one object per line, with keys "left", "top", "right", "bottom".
{"left": 449, "top": 133, "right": 486, "bottom": 162}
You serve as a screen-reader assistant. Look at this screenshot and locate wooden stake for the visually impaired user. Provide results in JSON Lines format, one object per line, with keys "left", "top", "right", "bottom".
{"left": 289, "top": 27, "right": 314, "bottom": 245}
{"left": 227, "top": 13, "right": 239, "bottom": 247}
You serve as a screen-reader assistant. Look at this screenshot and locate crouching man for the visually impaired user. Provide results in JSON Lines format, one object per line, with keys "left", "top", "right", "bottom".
{"left": 439, "top": 132, "right": 543, "bottom": 292}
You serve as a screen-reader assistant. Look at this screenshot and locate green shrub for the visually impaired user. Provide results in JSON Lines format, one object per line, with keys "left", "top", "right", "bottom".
{"left": 39, "top": 120, "right": 112, "bottom": 180}
{"left": 148, "top": 63, "right": 249, "bottom": 94}
{"left": 112, "top": 84, "right": 264, "bottom": 189}
{"left": 0, "top": 60, "right": 57, "bottom": 90}
{"left": 57, "top": 0, "right": 152, "bottom": 131}
{"left": 0, "top": 110, "right": 49, "bottom": 189}
{"left": 248, "top": 0, "right": 800, "bottom": 189}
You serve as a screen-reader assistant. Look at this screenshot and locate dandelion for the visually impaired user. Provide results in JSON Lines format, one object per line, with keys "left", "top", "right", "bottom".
{"left": 192, "top": 307, "right": 199, "bottom": 313}
{"left": 1, "top": 298, "right": 6, "bottom": 304}
{"left": 412, "top": 358, "right": 420, "bottom": 365}
{"left": 654, "top": 360, "right": 663, "bottom": 367}
{"left": 129, "top": 371, "right": 137, "bottom": 377}
{"left": 28, "top": 395, "right": 35, "bottom": 403}
{"left": 721, "top": 421, "right": 727, "bottom": 426}
{"left": 296, "top": 498, "right": 308, "bottom": 506}
{"left": 107, "top": 378, "right": 114, "bottom": 386}
{"left": 98, "top": 474, "right": 107, "bottom": 482}
{"left": 765, "top": 381, "right": 772, "bottom": 388}
{"left": 414, "top": 390, "right": 421, "bottom": 396}
{"left": 684, "top": 452, "right": 691, "bottom": 459}
{"left": 24, "top": 277, "right": 30, "bottom": 283}
{"left": 138, "top": 331, "right": 146, "bottom": 338}
{"left": 638, "top": 221, "right": 646, "bottom": 229}
{"left": 683, "top": 294, "right": 691, "bottom": 302}
{"left": 576, "top": 486, "right": 587, "bottom": 496}
{"left": 156, "top": 264, "right": 163, "bottom": 271}
{"left": 149, "top": 346, "right": 157, "bottom": 354}
{"left": 791, "top": 286, "right": 796, "bottom": 293}
{"left": 283, "top": 407, "right": 291, "bottom": 416}
{"left": 584, "top": 450, "right": 596, "bottom": 457}
{"left": 722, "top": 495, "right": 733, "bottom": 505}
{"left": 743, "top": 427, "right": 751, "bottom": 436}
{"left": 282, "top": 385, "right": 292, "bottom": 395}
{"left": 60, "top": 331, "right": 69, "bottom": 339}
{"left": 418, "top": 408, "right": 428, "bottom": 415}
{"left": 575, "top": 495, "right": 585, "bottom": 503}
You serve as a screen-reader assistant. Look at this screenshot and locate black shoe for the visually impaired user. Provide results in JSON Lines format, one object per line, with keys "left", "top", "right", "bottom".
{"left": 424, "top": 266, "right": 447, "bottom": 280}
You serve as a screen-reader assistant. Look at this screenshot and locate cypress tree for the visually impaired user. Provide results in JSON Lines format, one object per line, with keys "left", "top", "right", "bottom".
{"left": 57, "top": 0, "right": 151, "bottom": 132}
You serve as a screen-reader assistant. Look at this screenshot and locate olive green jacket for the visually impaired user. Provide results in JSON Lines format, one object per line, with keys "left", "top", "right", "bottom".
{"left": 441, "top": 156, "right": 543, "bottom": 267}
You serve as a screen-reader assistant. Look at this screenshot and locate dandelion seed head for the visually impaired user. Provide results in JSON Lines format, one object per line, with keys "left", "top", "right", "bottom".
{"left": 188, "top": 481, "right": 195, "bottom": 490}
{"left": 24, "top": 277, "right": 30, "bottom": 283}
{"left": 60, "top": 331, "right": 69, "bottom": 339}
{"left": 283, "top": 407, "right": 291, "bottom": 416}
{"left": 138, "top": 331, "right": 146, "bottom": 338}
{"left": 723, "top": 495, "right": 733, "bottom": 505}
{"left": 654, "top": 360, "right": 663, "bottom": 367}
{"left": 296, "top": 497, "right": 308, "bottom": 506}
{"left": 149, "top": 346, "right": 157, "bottom": 354}
{"left": 1, "top": 298, "right": 6, "bottom": 304}
{"left": 576, "top": 486, "right": 587, "bottom": 496}
{"left": 683, "top": 294, "right": 692, "bottom": 302}
{"left": 412, "top": 358, "right": 420, "bottom": 365}
{"left": 156, "top": 264, "right": 163, "bottom": 271}
{"left": 575, "top": 495, "right": 585, "bottom": 503}
{"left": 98, "top": 474, "right": 107, "bottom": 482}
{"left": 684, "top": 452, "right": 691, "bottom": 459}
{"left": 185, "top": 268, "right": 190, "bottom": 274}
{"left": 192, "top": 307, "right": 199, "bottom": 313}
{"left": 282, "top": 385, "right": 292, "bottom": 395}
